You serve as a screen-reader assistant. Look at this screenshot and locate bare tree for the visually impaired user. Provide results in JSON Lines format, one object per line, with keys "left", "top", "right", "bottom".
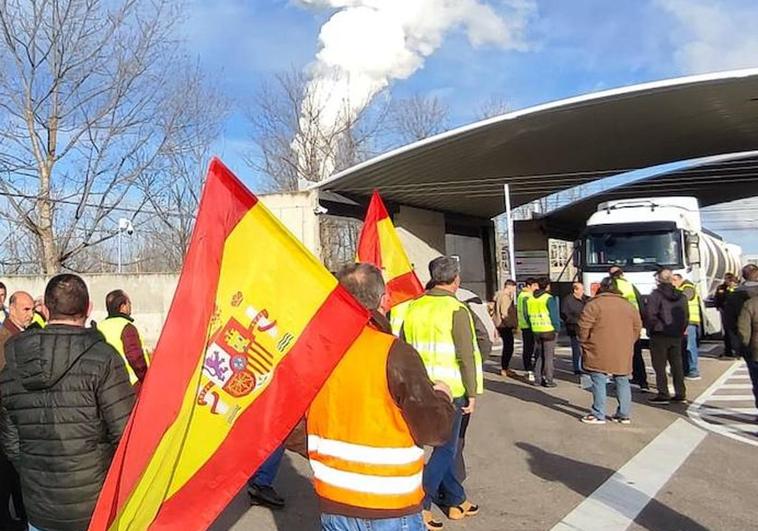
{"left": 245, "top": 68, "right": 390, "bottom": 192}
{"left": 476, "top": 95, "right": 510, "bottom": 120}
{"left": 389, "top": 93, "right": 449, "bottom": 143}
{"left": 0, "top": 0, "right": 222, "bottom": 273}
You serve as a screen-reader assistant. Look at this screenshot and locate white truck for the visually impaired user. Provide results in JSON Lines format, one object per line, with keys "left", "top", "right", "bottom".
{"left": 579, "top": 197, "right": 742, "bottom": 335}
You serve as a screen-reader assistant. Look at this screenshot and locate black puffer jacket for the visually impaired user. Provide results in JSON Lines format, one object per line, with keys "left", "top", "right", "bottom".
{"left": 644, "top": 284, "right": 689, "bottom": 338}
{"left": 0, "top": 325, "right": 135, "bottom": 531}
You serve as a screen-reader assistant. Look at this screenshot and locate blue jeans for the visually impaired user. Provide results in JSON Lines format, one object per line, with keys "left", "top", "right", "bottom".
{"left": 569, "top": 335, "right": 582, "bottom": 373}
{"left": 248, "top": 444, "right": 285, "bottom": 488}
{"left": 589, "top": 372, "right": 631, "bottom": 420}
{"left": 320, "top": 513, "right": 424, "bottom": 531}
{"left": 423, "top": 397, "right": 466, "bottom": 510}
{"left": 684, "top": 325, "right": 700, "bottom": 376}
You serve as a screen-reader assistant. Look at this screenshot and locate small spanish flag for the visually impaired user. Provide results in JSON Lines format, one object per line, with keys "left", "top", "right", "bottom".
{"left": 356, "top": 191, "right": 423, "bottom": 311}
{"left": 89, "top": 159, "right": 369, "bottom": 530}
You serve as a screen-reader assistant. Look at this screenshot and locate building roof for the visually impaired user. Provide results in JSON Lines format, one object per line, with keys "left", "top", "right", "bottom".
{"left": 316, "top": 68, "right": 758, "bottom": 219}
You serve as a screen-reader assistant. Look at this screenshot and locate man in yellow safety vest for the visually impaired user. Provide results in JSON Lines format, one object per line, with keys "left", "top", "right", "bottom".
{"left": 402, "top": 256, "right": 483, "bottom": 528}
{"left": 673, "top": 274, "right": 702, "bottom": 380}
{"left": 517, "top": 278, "right": 539, "bottom": 382}
{"left": 609, "top": 267, "right": 650, "bottom": 392}
{"left": 525, "top": 277, "right": 561, "bottom": 387}
{"left": 97, "top": 290, "right": 149, "bottom": 391}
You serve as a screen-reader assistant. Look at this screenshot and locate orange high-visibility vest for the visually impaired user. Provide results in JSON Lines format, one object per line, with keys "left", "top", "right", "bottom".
{"left": 307, "top": 325, "right": 424, "bottom": 510}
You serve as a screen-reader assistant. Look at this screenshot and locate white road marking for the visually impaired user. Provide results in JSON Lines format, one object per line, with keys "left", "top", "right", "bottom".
{"left": 551, "top": 419, "right": 706, "bottom": 531}
{"left": 720, "top": 384, "right": 754, "bottom": 389}
{"left": 704, "top": 395, "right": 756, "bottom": 401}
{"left": 688, "top": 360, "right": 758, "bottom": 447}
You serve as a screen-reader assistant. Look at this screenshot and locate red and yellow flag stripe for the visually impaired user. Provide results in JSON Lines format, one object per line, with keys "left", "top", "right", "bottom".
{"left": 90, "top": 158, "right": 369, "bottom": 530}
{"left": 356, "top": 191, "right": 423, "bottom": 310}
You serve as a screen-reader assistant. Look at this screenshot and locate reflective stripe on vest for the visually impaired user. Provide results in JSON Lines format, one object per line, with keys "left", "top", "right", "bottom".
{"left": 615, "top": 278, "right": 639, "bottom": 310}
{"left": 402, "top": 294, "right": 483, "bottom": 397}
{"left": 517, "top": 291, "right": 532, "bottom": 330}
{"left": 677, "top": 280, "right": 701, "bottom": 325}
{"left": 307, "top": 326, "right": 424, "bottom": 510}
{"left": 526, "top": 293, "right": 554, "bottom": 333}
{"left": 98, "top": 316, "right": 148, "bottom": 385}
{"left": 389, "top": 300, "right": 412, "bottom": 337}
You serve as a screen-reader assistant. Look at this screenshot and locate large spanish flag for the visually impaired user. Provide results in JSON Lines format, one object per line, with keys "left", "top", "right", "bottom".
{"left": 356, "top": 191, "right": 423, "bottom": 311}
{"left": 90, "top": 158, "right": 369, "bottom": 530}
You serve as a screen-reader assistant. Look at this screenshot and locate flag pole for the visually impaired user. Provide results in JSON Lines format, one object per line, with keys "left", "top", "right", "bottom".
{"left": 504, "top": 183, "right": 516, "bottom": 281}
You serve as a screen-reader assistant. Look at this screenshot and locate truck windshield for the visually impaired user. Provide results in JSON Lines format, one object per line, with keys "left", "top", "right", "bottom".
{"left": 584, "top": 230, "right": 683, "bottom": 270}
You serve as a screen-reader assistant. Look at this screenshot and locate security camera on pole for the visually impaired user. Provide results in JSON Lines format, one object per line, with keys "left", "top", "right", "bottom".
{"left": 117, "top": 218, "right": 135, "bottom": 273}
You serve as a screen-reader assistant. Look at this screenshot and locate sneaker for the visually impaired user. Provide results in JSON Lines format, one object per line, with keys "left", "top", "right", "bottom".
{"left": 247, "top": 484, "right": 285, "bottom": 510}
{"left": 447, "top": 500, "right": 479, "bottom": 520}
{"left": 527, "top": 371, "right": 536, "bottom": 383}
{"left": 581, "top": 414, "right": 606, "bottom": 424}
{"left": 542, "top": 381, "right": 557, "bottom": 388}
{"left": 685, "top": 374, "right": 702, "bottom": 381}
{"left": 672, "top": 396, "right": 688, "bottom": 404}
{"left": 611, "top": 416, "right": 631, "bottom": 425}
{"left": 500, "top": 369, "right": 518, "bottom": 378}
{"left": 649, "top": 396, "right": 670, "bottom": 405}
{"left": 639, "top": 385, "right": 654, "bottom": 394}
{"left": 423, "top": 510, "right": 444, "bottom": 530}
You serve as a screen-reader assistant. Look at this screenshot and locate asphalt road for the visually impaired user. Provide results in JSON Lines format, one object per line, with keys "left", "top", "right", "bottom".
{"left": 211, "top": 340, "right": 755, "bottom": 531}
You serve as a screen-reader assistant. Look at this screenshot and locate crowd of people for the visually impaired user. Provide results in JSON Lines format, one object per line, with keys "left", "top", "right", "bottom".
{"left": 2, "top": 259, "right": 758, "bottom": 531}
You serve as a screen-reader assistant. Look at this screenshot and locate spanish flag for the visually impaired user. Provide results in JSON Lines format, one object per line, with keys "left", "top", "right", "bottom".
{"left": 90, "top": 159, "right": 369, "bottom": 530}
{"left": 356, "top": 191, "right": 423, "bottom": 311}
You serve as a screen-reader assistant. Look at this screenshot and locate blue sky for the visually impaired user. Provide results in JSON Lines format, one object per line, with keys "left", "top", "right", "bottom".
{"left": 180, "top": 0, "right": 758, "bottom": 250}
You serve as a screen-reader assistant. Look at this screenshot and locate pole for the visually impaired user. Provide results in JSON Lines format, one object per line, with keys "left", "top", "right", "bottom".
{"left": 504, "top": 183, "right": 516, "bottom": 280}
{"left": 118, "top": 229, "right": 122, "bottom": 273}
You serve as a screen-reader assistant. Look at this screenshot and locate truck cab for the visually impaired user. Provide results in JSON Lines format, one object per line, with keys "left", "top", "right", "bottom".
{"left": 578, "top": 197, "right": 740, "bottom": 335}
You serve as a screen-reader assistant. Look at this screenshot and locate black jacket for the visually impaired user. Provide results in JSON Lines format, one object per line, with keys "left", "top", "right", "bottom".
{"left": 644, "top": 284, "right": 689, "bottom": 338}
{"left": 0, "top": 325, "right": 135, "bottom": 531}
{"left": 561, "top": 294, "right": 589, "bottom": 336}
{"left": 724, "top": 282, "right": 758, "bottom": 331}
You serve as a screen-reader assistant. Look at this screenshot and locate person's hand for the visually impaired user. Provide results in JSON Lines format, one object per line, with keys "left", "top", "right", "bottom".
{"left": 433, "top": 381, "right": 453, "bottom": 402}
{"left": 462, "top": 397, "right": 476, "bottom": 414}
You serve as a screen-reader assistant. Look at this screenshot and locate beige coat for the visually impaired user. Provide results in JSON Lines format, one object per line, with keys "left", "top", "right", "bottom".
{"left": 578, "top": 292, "right": 642, "bottom": 375}
{"left": 493, "top": 289, "right": 517, "bottom": 329}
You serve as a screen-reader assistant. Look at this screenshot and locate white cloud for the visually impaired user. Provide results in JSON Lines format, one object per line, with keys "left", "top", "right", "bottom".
{"left": 657, "top": 0, "right": 758, "bottom": 73}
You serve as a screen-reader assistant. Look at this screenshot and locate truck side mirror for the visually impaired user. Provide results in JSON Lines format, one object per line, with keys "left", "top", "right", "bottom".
{"left": 686, "top": 233, "right": 701, "bottom": 266}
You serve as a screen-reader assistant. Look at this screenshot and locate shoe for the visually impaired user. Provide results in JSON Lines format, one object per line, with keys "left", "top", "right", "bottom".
{"left": 447, "top": 500, "right": 479, "bottom": 520}
{"left": 542, "top": 381, "right": 557, "bottom": 388}
{"left": 639, "top": 385, "right": 654, "bottom": 394}
{"left": 581, "top": 414, "right": 606, "bottom": 424}
{"left": 527, "top": 371, "right": 536, "bottom": 383}
{"left": 685, "top": 374, "right": 702, "bottom": 381}
{"left": 500, "top": 369, "right": 518, "bottom": 378}
{"left": 423, "top": 510, "right": 444, "bottom": 530}
{"left": 672, "top": 396, "right": 688, "bottom": 404}
{"left": 247, "top": 484, "right": 285, "bottom": 509}
{"left": 611, "top": 416, "right": 631, "bottom": 425}
{"left": 649, "top": 396, "right": 670, "bottom": 405}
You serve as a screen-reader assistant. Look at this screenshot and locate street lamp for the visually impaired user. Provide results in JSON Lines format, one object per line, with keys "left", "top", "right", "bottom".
{"left": 117, "top": 218, "right": 134, "bottom": 273}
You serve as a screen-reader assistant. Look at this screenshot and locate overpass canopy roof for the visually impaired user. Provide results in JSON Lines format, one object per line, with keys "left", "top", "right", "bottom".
{"left": 316, "top": 69, "right": 758, "bottom": 219}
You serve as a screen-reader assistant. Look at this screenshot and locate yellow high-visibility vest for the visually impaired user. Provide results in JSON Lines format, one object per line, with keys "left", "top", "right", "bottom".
{"left": 402, "top": 294, "right": 483, "bottom": 398}
{"left": 31, "top": 312, "right": 46, "bottom": 328}
{"left": 677, "top": 280, "right": 701, "bottom": 325}
{"left": 526, "top": 293, "right": 555, "bottom": 333}
{"left": 389, "top": 299, "right": 412, "bottom": 337}
{"left": 98, "top": 316, "right": 149, "bottom": 385}
{"left": 517, "top": 291, "right": 532, "bottom": 330}
{"left": 615, "top": 278, "right": 639, "bottom": 310}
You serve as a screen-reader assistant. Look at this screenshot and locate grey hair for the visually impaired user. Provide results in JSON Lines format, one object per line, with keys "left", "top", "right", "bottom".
{"left": 429, "top": 256, "right": 460, "bottom": 285}
{"left": 337, "top": 263, "right": 386, "bottom": 310}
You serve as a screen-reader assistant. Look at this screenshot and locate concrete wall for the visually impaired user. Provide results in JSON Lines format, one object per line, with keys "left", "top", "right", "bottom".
{"left": 394, "top": 206, "right": 446, "bottom": 284}
{"left": 446, "top": 234, "right": 487, "bottom": 298}
{"left": 260, "top": 190, "right": 321, "bottom": 256}
{"left": 1, "top": 274, "right": 178, "bottom": 348}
